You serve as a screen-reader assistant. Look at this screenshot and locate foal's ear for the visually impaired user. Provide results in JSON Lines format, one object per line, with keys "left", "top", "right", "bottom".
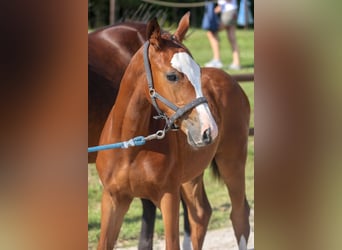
{"left": 174, "top": 12, "right": 190, "bottom": 42}
{"left": 146, "top": 17, "right": 162, "bottom": 49}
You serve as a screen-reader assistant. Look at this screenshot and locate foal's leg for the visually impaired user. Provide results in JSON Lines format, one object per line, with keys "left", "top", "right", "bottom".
{"left": 138, "top": 199, "right": 156, "bottom": 250}
{"left": 181, "top": 174, "right": 212, "bottom": 250}
{"left": 181, "top": 196, "right": 192, "bottom": 250}
{"left": 160, "top": 191, "right": 181, "bottom": 250}
{"left": 97, "top": 190, "right": 132, "bottom": 250}
{"left": 214, "top": 156, "right": 250, "bottom": 250}
{"left": 138, "top": 198, "right": 190, "bottom": 250}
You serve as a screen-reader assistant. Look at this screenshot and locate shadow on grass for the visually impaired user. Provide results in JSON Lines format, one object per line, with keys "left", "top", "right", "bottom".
{"left": 88, "top": 221, "right": 100, "bottom": 230}
{"left": 212, "top": 202, "right": 231, "bottom": 212}
{"left": 88, "top": 213, "right": 164, "bottom": 230}
{"left": 242, "top": 63, "right": 254, "bottom": 69}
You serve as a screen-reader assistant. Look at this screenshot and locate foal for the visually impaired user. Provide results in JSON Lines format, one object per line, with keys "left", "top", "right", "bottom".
{"left": 88, "top": 20, "right": 191, "bottom": 249}
{"left": 96, "top": 13, "right": 250, "bottom": 250}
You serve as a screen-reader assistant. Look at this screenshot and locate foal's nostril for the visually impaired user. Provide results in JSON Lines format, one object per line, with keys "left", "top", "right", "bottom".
{"left": 202, "top": 128, "right": 212, "bottom": 144}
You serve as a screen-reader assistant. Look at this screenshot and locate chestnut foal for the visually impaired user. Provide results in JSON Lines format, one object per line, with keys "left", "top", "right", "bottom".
{"left": 88, "top": 20, "right": 191, "bottom": 249}
{"left": 96, "top": 13, "right": 250, "bottom": 250}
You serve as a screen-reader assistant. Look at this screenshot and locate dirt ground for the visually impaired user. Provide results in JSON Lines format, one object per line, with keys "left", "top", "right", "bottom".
{"left": 115, "top": 210, "right": 254, "bottom": 250}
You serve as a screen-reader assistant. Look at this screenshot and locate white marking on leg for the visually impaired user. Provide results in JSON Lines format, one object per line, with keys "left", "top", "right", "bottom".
{"left": 182, "top": 232, "right": 192, "bottom": 250}
{"left": 239, "top": 235, "right": 247, "bottom": 250}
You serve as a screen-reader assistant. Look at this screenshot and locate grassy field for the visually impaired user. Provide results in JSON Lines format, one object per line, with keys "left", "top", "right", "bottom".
{"left": 88, "top": 28, "right": 254, "bottom": 249}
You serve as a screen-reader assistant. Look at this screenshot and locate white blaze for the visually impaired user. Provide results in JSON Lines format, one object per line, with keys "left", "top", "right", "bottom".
{"left": 170, "top": 52, "right": 218, "bottom": 140}
{"left": 171, "top": 52, "right": 202, "bottom": 98}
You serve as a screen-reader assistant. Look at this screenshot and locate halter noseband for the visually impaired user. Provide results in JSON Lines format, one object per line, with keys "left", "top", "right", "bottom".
{"left": 143, "top": 41, "right": 208, "bottom": 130}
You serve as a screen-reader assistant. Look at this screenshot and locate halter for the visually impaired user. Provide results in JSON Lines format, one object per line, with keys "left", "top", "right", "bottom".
{"left": 143, "top": 41, "right": 208, "bottom": 130}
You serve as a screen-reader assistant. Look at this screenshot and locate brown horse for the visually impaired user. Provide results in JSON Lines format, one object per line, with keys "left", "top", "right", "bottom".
{"left": 95, "top": 12, "right": 250, "bottom": 250}
{"left": 89, "top": 21, "right": 192, "bottom": 250}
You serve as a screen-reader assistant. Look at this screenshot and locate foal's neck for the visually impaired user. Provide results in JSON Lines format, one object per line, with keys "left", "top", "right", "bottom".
{"left": 112, "top": 56, "right": 153, "bottom": 141}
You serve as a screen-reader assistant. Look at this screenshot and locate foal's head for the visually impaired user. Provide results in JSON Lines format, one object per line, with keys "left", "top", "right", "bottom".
{"left": 144, "top": 13, "right": 218, "bottom": 147}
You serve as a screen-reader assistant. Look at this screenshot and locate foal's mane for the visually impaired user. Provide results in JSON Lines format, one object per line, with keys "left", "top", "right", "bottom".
{"left": 157, "top": 31, "right": 193, "bottom": 57}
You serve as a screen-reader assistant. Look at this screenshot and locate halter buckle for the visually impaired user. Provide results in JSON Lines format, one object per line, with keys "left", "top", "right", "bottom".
{"left": 170, "top": 124, "right": 179, "bottom": 131}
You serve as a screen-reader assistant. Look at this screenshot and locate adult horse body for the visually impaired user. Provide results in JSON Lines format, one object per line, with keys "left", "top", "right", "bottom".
{"left": 96, "top": 13, "right": 250, "bottom": 250}
{"left": 88, "top": 22, "right": 147, "bottom": 163}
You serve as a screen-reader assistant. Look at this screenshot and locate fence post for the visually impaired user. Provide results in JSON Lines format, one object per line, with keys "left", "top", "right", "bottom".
{"left": 109, "top": 0, "right": 116, "bottom": 24}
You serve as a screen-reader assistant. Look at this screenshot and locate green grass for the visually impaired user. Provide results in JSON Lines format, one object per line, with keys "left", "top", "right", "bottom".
{"left": 88, "top": 27, "right": 254, "bottom": 249}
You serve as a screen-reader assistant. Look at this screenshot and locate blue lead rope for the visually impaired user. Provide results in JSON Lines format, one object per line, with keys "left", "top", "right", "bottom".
{"left": 88, "top": 130, "right": 165, "bottom": 153}
{"left": 88, "top": 136, "right": 146, "bottom": 153}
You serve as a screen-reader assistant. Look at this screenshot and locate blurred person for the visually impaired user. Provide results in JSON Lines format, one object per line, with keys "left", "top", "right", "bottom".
{"left": 217, "top": 0, "right": 241, "bottom": 70}
{"left": 237, "top": 0, "right": 254, "bottom": 28}
{"left": 202, "top": 0, "right": 222, "bottom": 68}
{"left": 204, "top": 0, "right": 241, "bottom": 70}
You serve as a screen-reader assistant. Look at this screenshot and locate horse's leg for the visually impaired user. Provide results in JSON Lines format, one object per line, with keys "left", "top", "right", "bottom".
{"left": 213, "top": 156, "right": 250, "bottom": 250}
{"left": 138, "top": 199, "right": 156, "bottom": 250}
{"left": 97, "top": 190, "right": 132, "bottom": 250}
{"left": 181, "top": 196, "right": 192, "bottom": 250}
{"left": 139, "top": 196, "right": 190, "bottom": 250}
{"left": 180, "top": 174, "right": 212, "bottom": 250}
{"left": 160, "top": 191, "right": 181, "bottom": 250}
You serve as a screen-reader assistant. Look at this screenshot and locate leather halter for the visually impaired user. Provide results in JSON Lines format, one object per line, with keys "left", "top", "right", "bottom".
{"left": 143, "top": 41, "right": 208, "bottom": 130}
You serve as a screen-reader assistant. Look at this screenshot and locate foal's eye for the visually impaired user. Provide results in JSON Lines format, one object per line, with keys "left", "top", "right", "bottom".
{"left": 166, "top": 73, "right": 178, "bottom": 82}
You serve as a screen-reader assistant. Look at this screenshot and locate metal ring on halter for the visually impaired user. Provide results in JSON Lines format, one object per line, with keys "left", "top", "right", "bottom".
{"left": 149, "top": 89, "right": 156, "bottom": 97}
{"left": 156, "top": 130, "right": 165, "bottom": 139}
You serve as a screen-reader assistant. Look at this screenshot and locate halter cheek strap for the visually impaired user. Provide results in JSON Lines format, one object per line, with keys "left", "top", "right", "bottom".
{"left": 143, "top": 41, "right": 207, "bottom": 130}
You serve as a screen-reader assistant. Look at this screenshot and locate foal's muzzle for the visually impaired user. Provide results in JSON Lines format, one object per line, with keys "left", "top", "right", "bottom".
{"left": 182, "top": 102, "right": 218, "bottom": 148}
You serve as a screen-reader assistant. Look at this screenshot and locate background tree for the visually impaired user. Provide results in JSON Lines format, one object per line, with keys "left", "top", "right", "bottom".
{"left": 88, "top": 0, "right": 254, "bottom": 30}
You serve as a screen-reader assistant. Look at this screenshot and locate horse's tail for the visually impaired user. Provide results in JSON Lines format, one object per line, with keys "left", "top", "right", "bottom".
{"left": 210, "top": 158, "right": 223, "bottom": 182}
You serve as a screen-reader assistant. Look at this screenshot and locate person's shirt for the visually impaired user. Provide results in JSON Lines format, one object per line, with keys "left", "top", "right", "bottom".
{"left": 218, "top": 0, "right": 238, "bottom": 12}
